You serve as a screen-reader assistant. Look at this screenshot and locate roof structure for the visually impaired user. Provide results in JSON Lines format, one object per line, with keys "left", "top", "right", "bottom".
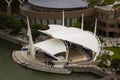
{"left": 39, "top": 24, "right": 101, "bottom": 54}
{"left": 28, "top": 0, "right": 88, "bottom": 9}
{"left": 34, "top": 39, "right": 66, "bottom": 60}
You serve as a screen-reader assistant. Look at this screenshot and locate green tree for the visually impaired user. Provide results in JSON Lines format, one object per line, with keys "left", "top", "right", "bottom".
{"left": 0, "top": 12, "right": 23, "bottom": 34}
{"left": 111, "top": 58, "right": 120, "bottom": 71}
{"left": 31, "top": 30, "right": 40, "bottom": 41}
{"left": 97, "top": 53, "right": 111, "bottom": 68}
{"left": 30, "top": 23, "right": 42, "bottom": 30}
{"left": 88, "top": 0, "right": 99, "bottom": 7}
{"left": 7, "top": 19, "right": 23, "bottom": 34}
{"left": 0, "top": 12, "right": 10, "bottom": 27}
{"left": 74, "top": 22, "right": 81, "bottom": 28}
{"left": 30, "top": 23, "right": 41, "bottom": 40}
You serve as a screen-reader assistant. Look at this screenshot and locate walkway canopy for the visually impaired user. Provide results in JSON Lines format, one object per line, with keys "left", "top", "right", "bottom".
{"left": 34, "top": 39, "right": 66, "bottom": 60}
{"left": 39, "top": 24, "right": 101, "bottom": 54}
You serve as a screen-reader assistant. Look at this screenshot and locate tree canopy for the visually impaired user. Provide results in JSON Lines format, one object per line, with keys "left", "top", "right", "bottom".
{"left": 0, "top": 12, "right": 23, "bottom": 34}
{"left": 30, "top": 23, "right": 41, "bottom": 41}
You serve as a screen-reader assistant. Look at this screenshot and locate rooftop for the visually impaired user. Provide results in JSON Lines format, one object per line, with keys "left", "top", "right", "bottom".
{"left": 39, "top": 24, "right": 101, "bottom": 53}
{"left": 28, "top": 0, "right": 88, "bottom": 9}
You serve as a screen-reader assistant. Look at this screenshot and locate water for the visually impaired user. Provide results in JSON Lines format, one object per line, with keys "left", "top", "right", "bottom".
{"left": 0, "top": 38, "right": 100, "bottom": 80}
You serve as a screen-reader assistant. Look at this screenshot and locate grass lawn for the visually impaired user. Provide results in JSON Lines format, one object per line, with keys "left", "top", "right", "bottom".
{"left": 105, "top": 47, "right": 120, "bottom": 59}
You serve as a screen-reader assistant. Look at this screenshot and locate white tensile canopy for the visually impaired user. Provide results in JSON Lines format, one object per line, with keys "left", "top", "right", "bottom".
{"left": 39, "top": 24, "right": 101, "bottom": 54}
{"left": 34, "top": 39, "right": 66, "bottom": 60}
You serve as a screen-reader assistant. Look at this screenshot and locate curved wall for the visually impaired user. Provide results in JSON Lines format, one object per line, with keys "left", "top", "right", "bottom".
{"left": 20, "top": 3, "right": 120, "bottom": 37}
{"left": 20, "top": 5, "right": 94, "bottom": 19}
{"left": 20, "top": 4, "right": 94, "bottom": 27}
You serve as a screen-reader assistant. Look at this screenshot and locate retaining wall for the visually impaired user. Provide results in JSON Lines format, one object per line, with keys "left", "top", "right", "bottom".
{"left": 0, "top": 31, "right": 28, "bottom": 45}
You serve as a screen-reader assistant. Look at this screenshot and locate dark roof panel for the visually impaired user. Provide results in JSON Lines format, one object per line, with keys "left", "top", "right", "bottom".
{"left": 28, "top": 0, "right": 88, "bottom": 9}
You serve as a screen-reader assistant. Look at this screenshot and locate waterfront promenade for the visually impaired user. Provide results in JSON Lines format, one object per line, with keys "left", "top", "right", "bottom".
{"left": 12, "top": 50, "right": 111, "bottom": 78}
{"left": 0, "top": 29, "right": 119, "bottom": 80}
{"left": 12, "top": 51, "right": 71, "bottom": 74}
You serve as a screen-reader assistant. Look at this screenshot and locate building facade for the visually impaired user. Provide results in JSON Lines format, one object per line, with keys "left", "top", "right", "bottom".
{"left": 20, "top": 0, "right": 120, "bottom": 37}
{"left": 95, "top": 7, "right": 120, "bottom": 37}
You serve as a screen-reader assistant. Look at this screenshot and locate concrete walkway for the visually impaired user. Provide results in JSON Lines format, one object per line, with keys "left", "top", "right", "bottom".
{"left": 66, "top": 63, "right": 111, "bottom": 77}
{"left": 12, "top": 50, "right": 112, "bottom": 78}
{"left": 12, "top": 51, "right": 71, "bottom": 74}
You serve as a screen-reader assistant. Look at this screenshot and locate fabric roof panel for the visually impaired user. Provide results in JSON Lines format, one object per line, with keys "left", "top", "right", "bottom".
{"left": 39, "top": 24, "right": 100, "bottom": 53}
{"left": 34, "top": 39, "right": 66, "bottom": 56}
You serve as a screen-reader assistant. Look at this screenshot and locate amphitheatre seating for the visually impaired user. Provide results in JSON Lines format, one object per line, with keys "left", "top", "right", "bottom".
{"left": 35, "top": 51, "right": 56, "bottom": 62}
{"left": 34, "top": 46, "right": 92, "bottom": 62}
{"left": 68, "top": 48, "right": 88, "bottom": 62}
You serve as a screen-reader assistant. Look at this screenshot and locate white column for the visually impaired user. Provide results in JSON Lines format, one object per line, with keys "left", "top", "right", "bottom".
{"left": 64, "top": 41, "right": 69, "bottom": 61}
{"left": 62, "top": 10, "right": 65, "bottom": 26}
{"left": 81, "top": 14, "right": 84, "bottom": 30}
{"left": 93, "top": 52, "right": 99, "bottom": 61}
{"left": 94, "top": 19, "right": 97, "bottom": 35}
{"left": 27, "top": 17, "right": 35, "bottom": 59}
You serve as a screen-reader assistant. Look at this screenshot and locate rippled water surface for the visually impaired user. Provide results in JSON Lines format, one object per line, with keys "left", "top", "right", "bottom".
{"left": 0, "top": 38, "right": 100, "bottom": 80}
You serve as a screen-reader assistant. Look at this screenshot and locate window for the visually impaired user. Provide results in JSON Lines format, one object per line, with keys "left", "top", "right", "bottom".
{"left": 109, "top": 32, "right": 114, "bottom": 37}
{"left": 98, "top": 21, "right": 106, "bottom": 26}
{"left": 71, "top": 18, "right": 78, "bottom": 26}
{"left": 103, "top": 14, "right": 106, "bottom": 19}
{"left": 49, "top": 19, "right": 54, "bottom": 24}
{"left": 56, "top": 19, "right": 62, "bottom": 25}
{"left": 42, "top": 19, "right": 47, "bottom": 25}
{"left": 98, "top": 21, "right": 102, "bottom": 25}
{"left": 99, "top": 30, "right": 102, "bottom": 35}
{"left": 102, "top": 22, "right": 106, "bottom": 26}
{"left": 36, "top": 18, "right": 41, "bottom": 24}
{"left": 99, "top": 13, "right": 102, "bottom": 18}
{"left": 66, "top": 18, "right": 70, "bottom": 26}
{"left": 31, "top": 18, "right": 35, "bottom": 23}
{"left": 109, "top": 15, "right": 114, "bottom": 19}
